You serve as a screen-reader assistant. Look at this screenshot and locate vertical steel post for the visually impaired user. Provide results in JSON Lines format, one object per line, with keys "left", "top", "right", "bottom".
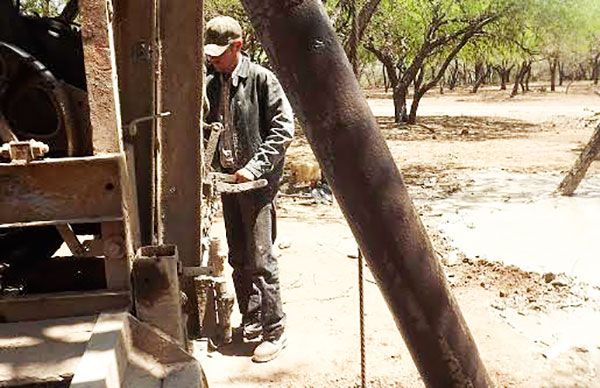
{"left": 155, "top": 0, "right": 204, "bottom": 335}
{"left": 113, "top": 0, "right": 156, "bottom": 246}
{"left": 240, "top": 1, "right": 491, "bottom": 386}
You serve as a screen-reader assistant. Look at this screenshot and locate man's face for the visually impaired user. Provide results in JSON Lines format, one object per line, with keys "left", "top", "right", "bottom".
{"left": 208, "top": 40, "right": 242, "bottom": 74}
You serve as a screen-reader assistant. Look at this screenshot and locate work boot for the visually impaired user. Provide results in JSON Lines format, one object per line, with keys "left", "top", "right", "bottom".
{"left": 252, "top": 332, "right": 287, "bottom": 363}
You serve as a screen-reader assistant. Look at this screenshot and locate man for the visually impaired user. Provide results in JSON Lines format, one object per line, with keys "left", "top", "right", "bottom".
{"left": 204, "top": 15, "right": 294, "bottom": 363}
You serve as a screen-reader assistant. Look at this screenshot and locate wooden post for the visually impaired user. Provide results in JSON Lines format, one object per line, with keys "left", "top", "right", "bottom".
{"left": 558, "top": 122, "right": 600, "bottom": 196}
{"left": 155, "top": 0, "right": 204, "bottom": 336}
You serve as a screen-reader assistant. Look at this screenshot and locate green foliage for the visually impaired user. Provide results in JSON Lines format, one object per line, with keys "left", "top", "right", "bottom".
{"left": 204, "top": 0, "right": 266, "bottom": 64}
{"left": 19, "top": 0, "right": 65, "bottom": 16}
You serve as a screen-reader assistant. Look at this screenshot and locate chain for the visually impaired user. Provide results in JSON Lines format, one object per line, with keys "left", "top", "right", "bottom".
{"left": 358, "top": 247, "right": 366, "bottom": 388}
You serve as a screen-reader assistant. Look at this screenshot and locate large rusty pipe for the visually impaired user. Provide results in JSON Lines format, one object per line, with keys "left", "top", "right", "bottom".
{"left": 240, "top": 1, "right": 491, "bottom": 386}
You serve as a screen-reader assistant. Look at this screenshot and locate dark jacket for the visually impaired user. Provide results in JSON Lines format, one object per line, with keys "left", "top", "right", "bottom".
{"left": 205, "top": 55, "right": 294, "bottom": 190}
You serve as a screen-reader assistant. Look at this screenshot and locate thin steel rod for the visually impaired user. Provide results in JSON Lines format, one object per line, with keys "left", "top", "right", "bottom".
{"left": 358, "top": 249, "right": 366, "bottom": 388}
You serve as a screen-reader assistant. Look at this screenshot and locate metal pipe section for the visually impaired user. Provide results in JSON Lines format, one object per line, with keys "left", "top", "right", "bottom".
{"left": 240, "top": 1, "right": 491, "bottom": 386}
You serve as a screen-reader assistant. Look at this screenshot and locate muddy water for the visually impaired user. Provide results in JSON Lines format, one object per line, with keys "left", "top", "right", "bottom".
{"left": 422, "top": 169, "right": 600, "bottom": 285}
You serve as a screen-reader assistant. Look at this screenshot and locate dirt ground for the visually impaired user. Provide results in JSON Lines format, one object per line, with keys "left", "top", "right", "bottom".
{"left": 194, "top": 82, "right": 600, "bottom": 387}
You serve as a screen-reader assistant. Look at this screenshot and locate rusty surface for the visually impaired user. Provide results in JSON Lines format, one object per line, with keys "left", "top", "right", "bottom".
{"left": 102, "top": 221, "right": 130, "bottom": 290}
{"left": 0, "top": 42, "right": 89, "bottom": 157}
{"left": 133, "top": 244, "right": 186, "bottom": 345}
{"left": 0, "top": 290, "right": 130, "bottom": 323}
{"left": 0, "top": 155, "right": 123, "bottom": 226}
{"left": 113, "top": 0, "right": 157, "bottom": 246}
{"left": 79, "top": 0, "right": 123, "bottom": 154}
{"left": 155, "top": 0, "right": 204, "bottom": 336}
{"left": 241, "top": 1, "right": 491, "bottom": 386}
{"left": 0, "top": 140, "right": 49, "bottom": 163}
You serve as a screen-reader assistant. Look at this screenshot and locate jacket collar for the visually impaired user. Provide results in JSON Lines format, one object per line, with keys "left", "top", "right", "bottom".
{"left": 231, "top": 54, "right": 250, "bottom": 87}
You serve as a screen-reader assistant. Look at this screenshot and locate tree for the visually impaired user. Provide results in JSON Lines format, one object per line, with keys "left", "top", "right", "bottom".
{"left": 365, "top": 0, "right": 516, "bottom": 124}
{"left": 19, "top": 0, "right": 65, "bottom": 16}
{"left": 557, "top": 121, "right": 600, "bottom": 196}
{"left": 205, "top": 0, "right": 266, "bottom": 64}
{"left": 529, "top": 0, "right": 599, "bottom": 91}
{"left": 323, "top": 0, "right": 383, "bottom": 76}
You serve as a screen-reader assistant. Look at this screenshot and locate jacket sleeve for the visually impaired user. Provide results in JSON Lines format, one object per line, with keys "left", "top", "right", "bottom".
{"left": 243, "top": 71, "right": 295, "bottom": 178}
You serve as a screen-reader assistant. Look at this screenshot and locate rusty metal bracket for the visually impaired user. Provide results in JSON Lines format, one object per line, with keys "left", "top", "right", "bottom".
{"left": 133, "top": 244, "right": 187, "bottom": 347}
{"left": 125, "top": 111, "right": 171, "bottom": 138}
{"left": 132, "top": 40, "right": 154, "bottom": 63}
{"left": 0, "top": 140, "right": 49, "bottom": 163}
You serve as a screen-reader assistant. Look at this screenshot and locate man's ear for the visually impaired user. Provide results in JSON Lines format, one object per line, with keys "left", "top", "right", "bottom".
{"left": 232, "top": 38, "right": 244, "bottom": 51}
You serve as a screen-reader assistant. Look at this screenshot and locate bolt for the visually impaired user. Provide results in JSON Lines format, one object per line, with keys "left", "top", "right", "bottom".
{"left": 104, "top": 236, "right": 125, "bottom": 258}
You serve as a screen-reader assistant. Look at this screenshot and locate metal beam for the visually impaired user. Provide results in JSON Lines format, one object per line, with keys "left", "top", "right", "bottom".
{"left": 0, "top": 290, "right": 130, "bottom": 323}
{"left": 113, "top": 0, "right": 156, "bottom": 246}
{"left": 132, "top": 245, "right": 187, "bottom": 346}
{"left": 155, "top": 0, "right": 204, "bottom": 335}
{"left": 79, "top": 0, "right": 141, "bottom": 291}
{"left": 0, "top": 155, "right": 123, "bottom": 226}
{"left": 79, "top": 0, "right": 124, "bottom": 155}
{"left": 240, "top": 1, "right": 491, "bottom": 386}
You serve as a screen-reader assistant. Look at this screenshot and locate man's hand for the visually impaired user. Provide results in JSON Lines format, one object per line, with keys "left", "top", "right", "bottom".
{"left": 234, "top": 168, "right": 255, "bottom": 183}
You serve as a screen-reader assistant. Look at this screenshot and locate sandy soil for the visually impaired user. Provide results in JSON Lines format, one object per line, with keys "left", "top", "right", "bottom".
{"left": 194, "top": 82, "right": 600, "bottom": 387}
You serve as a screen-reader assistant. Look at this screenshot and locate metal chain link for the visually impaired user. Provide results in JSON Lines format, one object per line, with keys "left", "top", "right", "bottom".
{"left": 358, "top": 248, "right": 366, "bottom": 388}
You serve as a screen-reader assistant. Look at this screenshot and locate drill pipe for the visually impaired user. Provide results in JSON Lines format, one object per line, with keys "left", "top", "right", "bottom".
{"left": 240, "top": 1, "right": 492, "bottom": 386}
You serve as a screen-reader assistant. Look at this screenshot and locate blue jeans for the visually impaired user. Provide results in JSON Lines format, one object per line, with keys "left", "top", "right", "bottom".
{"left": 221, "top": 191, "right": 285, "bottom": 339}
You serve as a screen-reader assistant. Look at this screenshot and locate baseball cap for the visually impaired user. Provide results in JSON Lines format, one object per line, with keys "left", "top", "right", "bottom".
{"left": 204, "top": 16, "right": 243, "bottom": 57}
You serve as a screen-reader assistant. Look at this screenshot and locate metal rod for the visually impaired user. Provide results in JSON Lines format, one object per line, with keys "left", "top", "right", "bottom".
{"left": 240, "top": 1, "right": 491, "bottom": 386}
{"left": 358, "top": 249, "right": 366, "bottom": 388}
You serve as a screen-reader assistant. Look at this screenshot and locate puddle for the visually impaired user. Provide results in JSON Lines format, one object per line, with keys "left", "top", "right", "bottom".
{"left": 423, "top": 169, "right": 600, "bottom": 285}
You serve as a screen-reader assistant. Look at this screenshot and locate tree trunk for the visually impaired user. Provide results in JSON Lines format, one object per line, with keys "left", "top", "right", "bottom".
{"left": 407, "top": 67, "right": 426, "bottom": 124}
{"left": 578, "top": 63, "right": 587, "bottom": 80}
{"left": 500, "top": 72, "right": 507, "bottom": 90}
{"left": 408, "top": 91, "right": 425, "bottom": 124}
{"left": 593, "top": 53, "right": 600, "bottom": 85}
{"left": 502, "top": 68, "right": 512, "bottom": 90}
{"left": 559, "top": 61, "right": 565, "bottom": 86}
{"left": 393, "top": 84, "right": 408, "bottom": 123}
{"left": 520, "top": 62, "right": 531, "bottom": 92}
{"left": 448, "top": 61, "right": 460, "bottom": 90}
{"left": 344, "top": 0, "right": 383, "bottom": 78}
{"left": 471, "top": 62, "right": 486, "bottom": 93}
{"left": 348, "top": 0, "right": 360, "bottom": 77}
{"left": 496, "top": 65, "right": 511, "bottom": 91}
{"left": 462, "top": 62, "right": 469, "bottom": 85}
{"left": 383, "top": 64, "right": 389, "bottom": 92}
{"left": 549, "top": 58, "right": 558, "bottom": 92}
{"left": 557, "top": 123, "right": 600, "bottom": 195}
{"left": 511, "top": 61, "right": 527, "bottom": 97}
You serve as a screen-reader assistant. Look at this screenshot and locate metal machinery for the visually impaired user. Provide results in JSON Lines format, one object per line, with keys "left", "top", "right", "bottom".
{"left": 1, "top": 0, "right": 206, "bottom": 386}
{"left": 0, "top": 0, "right": 491, "bottom": 387}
